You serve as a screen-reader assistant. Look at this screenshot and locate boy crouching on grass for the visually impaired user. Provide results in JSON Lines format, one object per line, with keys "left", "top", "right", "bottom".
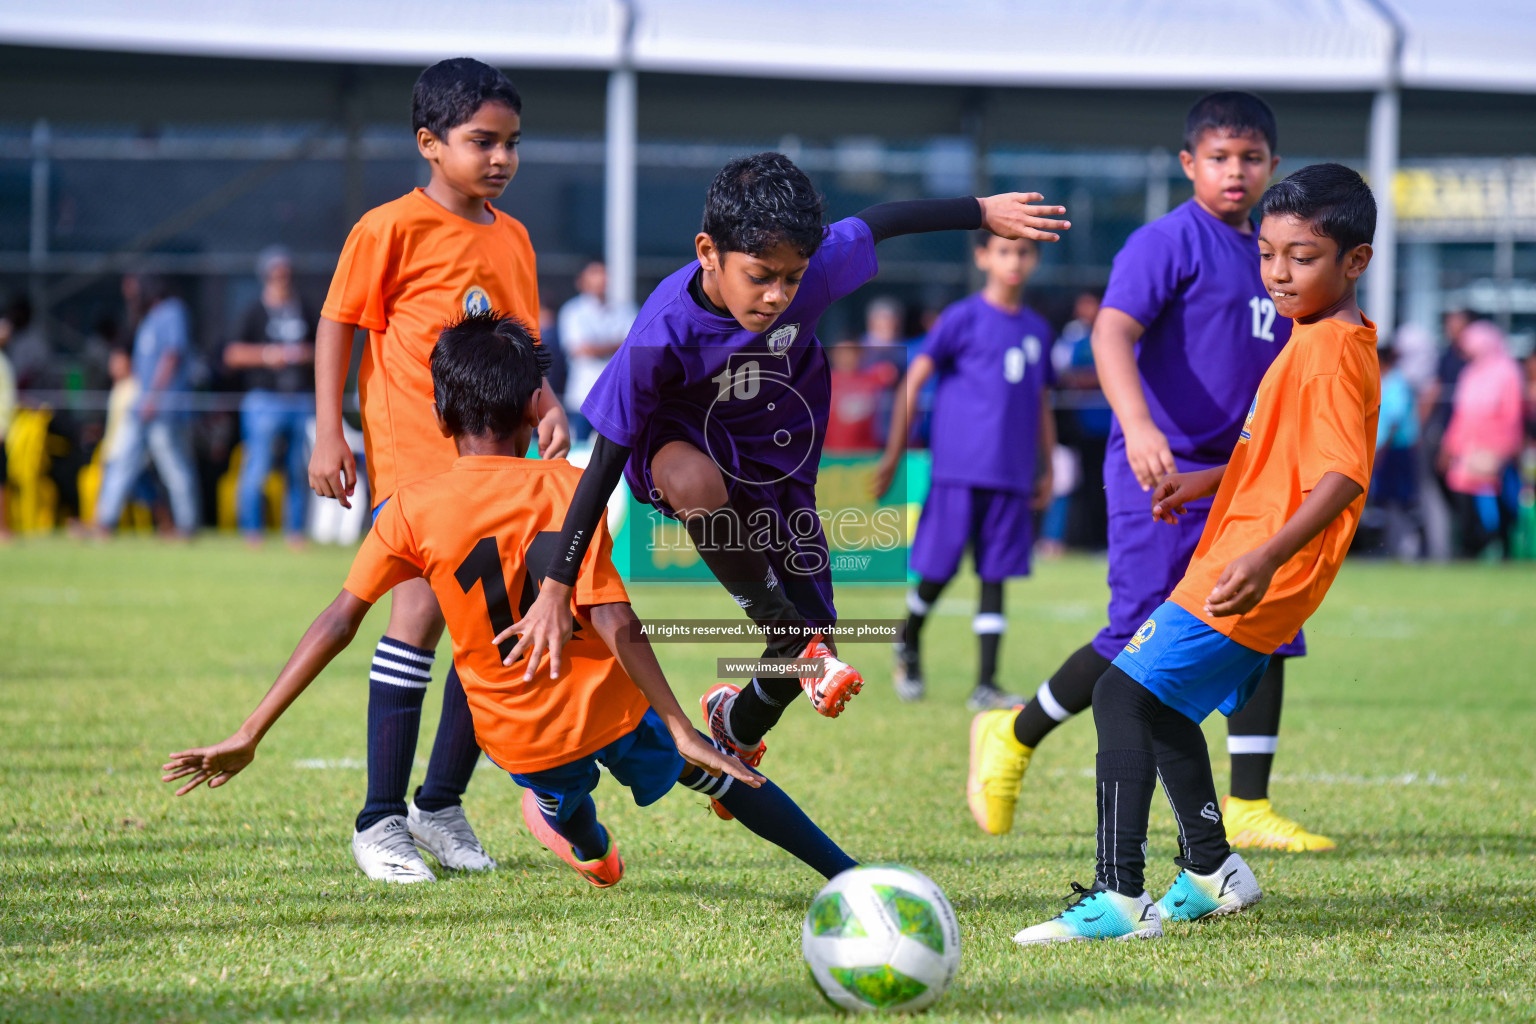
{"left": 1006, "top": 163, "right": 1380, "bottom": 944}
{"left": 164, "top": 310, "right": 857, "bottom": 887}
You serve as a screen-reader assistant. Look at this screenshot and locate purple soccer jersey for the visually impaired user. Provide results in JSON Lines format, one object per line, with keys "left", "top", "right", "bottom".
{"left": 583, "top": 217, "right": 878, "bottom": 498}
{"left": 1100, "top": 198, "right": 1292, "bottom": 516}
{"left": 921, "top": 293, "right": 1056, "bottom": 494}
{"left": 1094, "top": 198, "right": 1305, "bottom": 662}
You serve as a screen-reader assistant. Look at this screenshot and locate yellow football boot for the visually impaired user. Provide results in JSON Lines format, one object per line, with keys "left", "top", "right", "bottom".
{"left": 967, "top": 709, "right": 1033, "bottom": 836}
{"left": 1223, "top": 796, "right": 1337, "bottom": 852}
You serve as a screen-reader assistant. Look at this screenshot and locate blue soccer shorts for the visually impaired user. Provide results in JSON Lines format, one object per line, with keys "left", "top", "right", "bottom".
{"left": 1110, "top": 601, "right": 1272, "bottom": 724}
{"left": 510, "top": 708, "right": 686, "bottom": 822}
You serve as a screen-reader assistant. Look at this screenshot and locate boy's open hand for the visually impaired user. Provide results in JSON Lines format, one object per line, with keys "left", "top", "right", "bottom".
{"left": 1123, "top": 420, "right": 1177, "bottom": 492}
{"left": 1205, "top": 548, "right": 1278, "bottom": 617}
{"left": 674, "top": 730, "right": 765, "bottom": 788}
{"left": 1151, "top": 473, "right": 1198, "bottom": 523}
{"left": 309, "top": 433, "right": 357, "bottom": 509}
{"left": 978, "top": 193, "right": 1071, "bottom": 243}
{"left": 497, "top": 582, "right": 574, "bottom": 678}
{"left": 161, "top": 733, "right": 257, "bottom": 796}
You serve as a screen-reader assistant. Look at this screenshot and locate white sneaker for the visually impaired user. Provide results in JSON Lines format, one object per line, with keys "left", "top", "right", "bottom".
{"left": 1156, "top": 852, "right": 1263, "bottom": 922}
{"left": 352, "top": 815, "right": 437, "bottom": 883}
{"left": 1013, "top": 883, "right": 1162, "bottom": 945}
{"left": 408, "top": 800, "right": 497, "bottom": 872}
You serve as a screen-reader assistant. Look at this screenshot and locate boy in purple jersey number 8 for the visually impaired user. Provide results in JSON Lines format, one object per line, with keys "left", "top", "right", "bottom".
{"left": 497, "top": 153, "right": 1069, "bottom": 803}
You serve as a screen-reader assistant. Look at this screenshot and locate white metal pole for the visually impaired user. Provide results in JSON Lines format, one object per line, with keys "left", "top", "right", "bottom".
{"left": 1367, "top": 87, "right": 1399, "bottom": 338}
{"left": 605, "top": 66, "right": 637, "bottom": 310}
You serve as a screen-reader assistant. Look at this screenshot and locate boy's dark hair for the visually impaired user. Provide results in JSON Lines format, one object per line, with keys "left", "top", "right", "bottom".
{"left": 701, "top": 152, "right": 825, "bottom": 259}
{"left": 1183, "top": 91, "right": 1277, "bottom": 153}
{"left": 1258, "top": 163, "right": 1377, "bottom": 257}
{"left": 413, "top": 58, "right": 522, "bottom": 139}
{"left": 432, "top": 310, "right": 550, "bottom": 440}
{"left": 973, "top": 230, "right": 1038, "bottom": 251}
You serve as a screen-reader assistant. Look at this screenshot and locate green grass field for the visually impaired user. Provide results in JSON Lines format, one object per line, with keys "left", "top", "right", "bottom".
{"left": 3, "top": 537, "right": 1534, "bottom": 1023}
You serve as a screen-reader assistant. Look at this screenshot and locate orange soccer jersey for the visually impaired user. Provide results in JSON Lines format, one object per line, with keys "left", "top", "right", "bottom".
{"left": 343, "top": 456, "right": 647, "bottom": 773}
{"left": 321, "top": 189, "right": 540, "bottom": 504}
{"left": 1171, "top": 316, "right": 1381, "bottom": 653}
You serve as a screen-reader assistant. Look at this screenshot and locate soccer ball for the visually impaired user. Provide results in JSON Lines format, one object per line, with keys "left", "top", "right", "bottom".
{"left": 801, "top": 865, "right": 961, "bottom": 1013}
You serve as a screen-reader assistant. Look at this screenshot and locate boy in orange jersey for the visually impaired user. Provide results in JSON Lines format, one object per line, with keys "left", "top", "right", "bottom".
{"left": 164, "top": 312, "right": 857, "bottom": 888}
{"left": 308, "top": 58, "right": 569, "bottom": 883}
{"left": 1010, "top": 164, "right": 1379, "bottom": 945}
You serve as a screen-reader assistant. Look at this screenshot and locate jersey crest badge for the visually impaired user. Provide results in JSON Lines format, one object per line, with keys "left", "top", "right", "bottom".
{"left": 462, "top": 285, "right": 492, "bottom": 315}
{"left": 1239, "top": 397, "right": 1257, "bottom": 444}
{"left": 1125, "top": 618, "right": 1156, "bottom": 654}
{"left": 766, "top": 323, "right": 799, "bottom": 356}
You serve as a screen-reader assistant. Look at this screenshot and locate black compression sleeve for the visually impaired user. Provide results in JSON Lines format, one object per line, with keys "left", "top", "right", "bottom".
{"left": 854, "top": 196, "right": 983, "bottom": 243}
{"left": 545, "top": 433, "right": 632, "bottom": 587}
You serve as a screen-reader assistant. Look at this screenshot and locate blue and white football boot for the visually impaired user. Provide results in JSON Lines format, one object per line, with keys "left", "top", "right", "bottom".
{"left": 1156, "top": 852, "right": 1263, "bottom": 923}
{"left": 1013, "top": 882, "right": 1163, "bottom": 945}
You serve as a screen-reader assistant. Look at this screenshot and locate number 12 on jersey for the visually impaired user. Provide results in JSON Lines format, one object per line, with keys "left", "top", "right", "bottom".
{"left": 1248, "top": 296, "right": 1277, "bottom": 341}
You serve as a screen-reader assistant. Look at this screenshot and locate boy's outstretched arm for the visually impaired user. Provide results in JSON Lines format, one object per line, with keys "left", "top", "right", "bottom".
{"left": 1205, "top": 471, "right": 1364, "bottom": 617}
{"left": 855, "top": 194, "right": 1069, "bottom": 244}
{"left": 586, "top": 602, "right": 764, "bottom": 788}
{"left": 1092, "top": 307, "right": 1175, "bottom": 491}
{"left": 309, "top": 316, "right": 358, "bottom": 508}
{"left": 871, "top": 354, "right": 935, "bottom": 499}
{"left": 161, "top": 591, "right": 373, "bottom": 795}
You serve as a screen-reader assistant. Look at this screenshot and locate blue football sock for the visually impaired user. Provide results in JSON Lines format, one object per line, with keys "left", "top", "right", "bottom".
{"left": 680, "top": 746, "right": 856, "bottom": 879}
{"left": 414, "top": 665, "right": 482, "bottom": 812}
{"left": 356, "top": 636, "right": 433, "bottom": 832}
{"left": 536, "top": 793, "right": 608, "bottom": 862}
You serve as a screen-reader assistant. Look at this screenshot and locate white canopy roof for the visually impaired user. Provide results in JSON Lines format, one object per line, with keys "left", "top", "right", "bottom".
{"left": 1, "top": 0, "right": 1533, "bottom": 94}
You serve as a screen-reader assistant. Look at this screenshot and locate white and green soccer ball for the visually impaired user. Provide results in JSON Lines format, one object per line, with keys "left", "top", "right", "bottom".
{"left": 801, "top": 865, "right": 961, "bottom": 1013}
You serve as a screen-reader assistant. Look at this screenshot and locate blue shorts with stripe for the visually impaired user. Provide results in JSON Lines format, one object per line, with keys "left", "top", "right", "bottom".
{"left": 1111, "top": 601, "right": 1271, "bottom": 724}
{"left": 511, "top": 708, "right": 689, "bottom": 822}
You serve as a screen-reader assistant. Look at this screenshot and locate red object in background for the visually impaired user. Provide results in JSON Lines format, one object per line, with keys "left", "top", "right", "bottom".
{"left": 826, "top": 360, "right": 898, "bottom": 452}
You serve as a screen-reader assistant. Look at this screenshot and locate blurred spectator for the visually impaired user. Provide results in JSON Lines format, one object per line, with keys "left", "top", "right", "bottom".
{"left": 558, "top": 259, "right": 635, "bottom": 442}
{"left": 94, "top": 275, "right": 199, "bottom": 537}
{"left": 863, "top": 296, "right": 906, "bottom": 362}
{"left": 1050, "top": 290, "right": 1110, "bottom": 550}
{"left": 0, "top": 314, "right": 15, "bottom": 540}
{"left": 1371, "top": 344, "right": 1421, "bottom": 559}
{"left": 223, "top": 247, "right": 315, "bottom": 544}
{"left": 1440, "top": 320, "right": 1524, "bottom": 558}
{"left": 825, "top": 337, "right": 897, "bottom": 452}
{"left": 3, "top": 297, "right": 52, "bottom": 389}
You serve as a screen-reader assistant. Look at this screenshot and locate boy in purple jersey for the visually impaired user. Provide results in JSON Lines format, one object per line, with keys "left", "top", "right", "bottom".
{"left": 872, "top": 234, "right": 1056, "bottom": 712}
{"left": 500, "top": 153, "right": 1068, "bottom": 811}
{"left": 968, "top": 92, "right": 1336, "bottom": 853}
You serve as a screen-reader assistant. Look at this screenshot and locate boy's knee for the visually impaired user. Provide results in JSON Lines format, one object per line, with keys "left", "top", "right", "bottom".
{"left": 652, "top": 443, "right": 729, "bottom": 514}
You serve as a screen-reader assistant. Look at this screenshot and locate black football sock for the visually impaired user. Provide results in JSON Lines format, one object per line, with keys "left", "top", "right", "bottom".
{"left": 975, "top": 581, "right": 1005, "bottom": 688}
{"left": 903, "top": 578, "right": 947, "bottom": 657}
{"left": 1092, "top": 666, "right": 1160, "bottom": 897}
{"left": 685, "top": 507, "right": 810, "bottom": 657}
{"left": 685, "top": 508, "right": 810, "bottom": 744}
{"left": 413, "top": 665, "right": 482, "bottom": 813}
{"left": 1014, "top": 642, "right": 1110, "bottom": 748}
{"left": 533, "top": 791, "right": 608, "bottom": 862}
{"left": 1226, "top": 657, "right": 1285, "bottom": 801}
{"left": 682, "top": 753, "right": 856, "bottom": 879}
{"left": 356, "top": 636, "right": 432, "bottom": 832}
{"left": 1152, "top": 713, "right": 1231, "bottom": 876}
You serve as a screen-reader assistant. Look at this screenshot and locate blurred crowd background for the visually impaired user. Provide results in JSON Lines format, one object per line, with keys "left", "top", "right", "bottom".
{"left": 1, "top": 10, "right": 1534, "bottom": 560}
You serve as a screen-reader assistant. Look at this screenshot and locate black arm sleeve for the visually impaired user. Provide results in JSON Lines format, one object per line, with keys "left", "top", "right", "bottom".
{"left": 544, "top": 433, "right": 633, "bottom": 587}
{"left": 854, "top": 196, "right": 983, "bottom": 244}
